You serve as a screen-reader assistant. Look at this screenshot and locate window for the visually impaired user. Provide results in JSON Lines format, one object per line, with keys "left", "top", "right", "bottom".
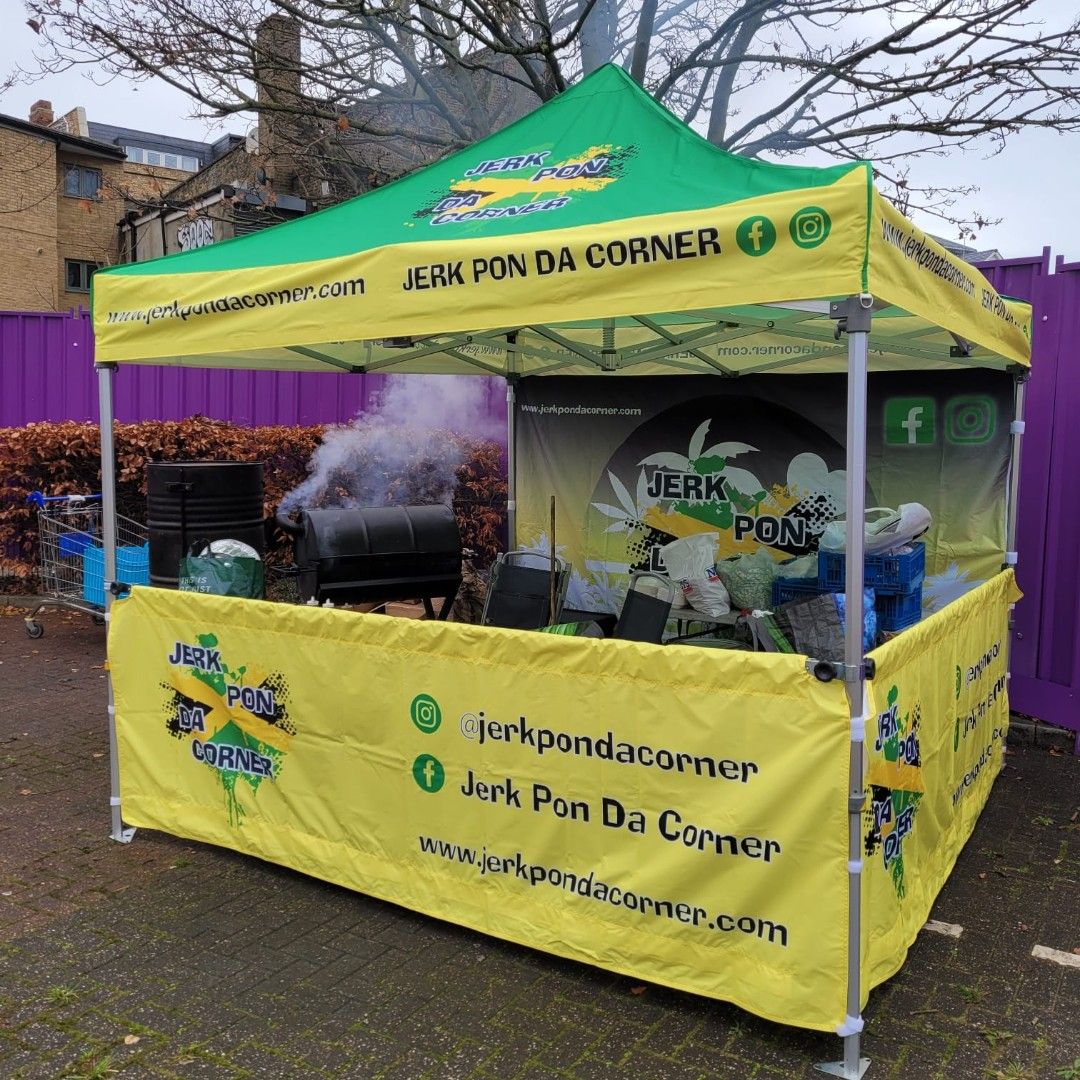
{"left": 123, "top": 146, "right": 200, "bottom": 171}
{"left": 63, "top": 165, "right": 101, "bottom": 198}
{"left": 65, "top": 259, "right": 99, "bottom": 293}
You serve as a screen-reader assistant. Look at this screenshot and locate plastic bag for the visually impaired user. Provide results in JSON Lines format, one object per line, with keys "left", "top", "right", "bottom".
{"left": 718, "top": 549, "right": 777, "bottom": 610}
{"left": 777, "top": 589, "right": 876, "bottom": 657}
{"left": 659, "top": 533, "right": 730, "bottom": 618}
{"left": 819, "top": 504, "right": 931, "bottom": 555}
{"left": 835, "top": 590, "right": 878, "bottom": 652}
{"left": 179, "top": 552, "right": 265, "bottom": 599}
{"left": 537, "top": 620, "right": 605, "bottom": 638}
{"left": 778, "top": 553, "right": 818, "bottom": 580}
{"left": 746, "top": 610, "right": 796, "bottom": 653}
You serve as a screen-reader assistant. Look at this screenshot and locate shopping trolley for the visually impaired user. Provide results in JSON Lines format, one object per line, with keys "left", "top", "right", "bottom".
{"left": 8, "top": 492, "right": 149, "bottom": 638}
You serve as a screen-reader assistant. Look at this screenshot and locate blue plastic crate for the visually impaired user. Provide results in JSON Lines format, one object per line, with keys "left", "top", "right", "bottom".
{"left": 58, "top": 531, "right": 95, "bottom": 558}
{"left": 818, "top": 542, "right": 925, "bottom": 595}
{"left": 771, "top": 576, "right": 827, "bottom": 607}
{"left": 81, "top": 544, "right": 150, "bottom": 607}
{"left": 875, "top": 587, "right": 923, "bottom": 632}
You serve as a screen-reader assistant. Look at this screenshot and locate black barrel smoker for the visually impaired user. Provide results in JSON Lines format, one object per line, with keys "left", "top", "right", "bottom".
{"left": 276, "top": 505, "right": 462, "bottom": 618}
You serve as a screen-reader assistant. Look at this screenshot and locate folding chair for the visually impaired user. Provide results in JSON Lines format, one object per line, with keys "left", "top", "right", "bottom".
{"left": 613, "top": 572, "right": 677, "bottom": 644}
{"left": 481, "top": 550, "right": 570, "bottom": 630}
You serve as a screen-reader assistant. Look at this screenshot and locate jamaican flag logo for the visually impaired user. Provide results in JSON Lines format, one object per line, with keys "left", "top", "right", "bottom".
{"left": 864, "top": 684, "right": 924, "bottom": 900}
{"left": 163, "top": 634, "right": 295, "bottom": 826}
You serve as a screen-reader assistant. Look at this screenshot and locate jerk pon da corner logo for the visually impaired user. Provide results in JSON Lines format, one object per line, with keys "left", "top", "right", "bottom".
{"left": 864, "top": 685, "right": 924, "bottom": 900}
{"left": 593, "top": 418, "right": 846, "bottom": 573}
{"left": 162, "top": 634, "right": 295, "bottom": 826}
{"left": 415, "top": 144, "right": 634, "bottom": 227}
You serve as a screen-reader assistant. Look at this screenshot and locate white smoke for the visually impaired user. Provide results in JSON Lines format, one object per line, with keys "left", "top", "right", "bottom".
{"left": 280, "top": 375, "right": 502, "bottom": 515}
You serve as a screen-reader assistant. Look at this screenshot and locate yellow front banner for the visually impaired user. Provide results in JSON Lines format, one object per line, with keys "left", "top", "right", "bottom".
{"left": 860, "top": 571, "right": 1021, "bottom": 995}
{"left": 94, "top": 179, "right": 869, "bottom": 363}
{"left": 110, "top": 586, "right": 852, "bottom": 1031}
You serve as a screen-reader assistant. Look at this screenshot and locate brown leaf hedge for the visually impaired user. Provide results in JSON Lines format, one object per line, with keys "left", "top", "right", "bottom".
{"left": 0, "top": 418, "right": 507, "bottom": 589}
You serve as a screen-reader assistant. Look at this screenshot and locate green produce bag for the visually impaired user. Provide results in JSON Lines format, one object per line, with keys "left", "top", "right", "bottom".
{"left": 179, "top": 553, "right": 265, "bottom": 599}
{"left": 718, "top": 549, "right": 777, "bottom": 610}
{"left": 536, "top": 620, "right": 604, "bottom": 638}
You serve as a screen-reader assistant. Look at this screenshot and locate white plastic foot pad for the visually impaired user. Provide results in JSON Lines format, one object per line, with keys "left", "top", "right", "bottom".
{"left": 111, "top": 827, "right": 137, "bottom": 844}
{"left": 814, "top": 1059, "right": 870, "bottom": 1079}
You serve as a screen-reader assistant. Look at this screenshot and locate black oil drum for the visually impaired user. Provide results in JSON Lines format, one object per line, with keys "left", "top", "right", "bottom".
{"left": 147, "top": 461, "right": 265, "bottom": 588}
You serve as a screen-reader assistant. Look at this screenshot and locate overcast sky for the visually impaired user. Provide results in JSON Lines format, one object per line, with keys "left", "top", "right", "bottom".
{"left": 1, "top": 12, "right": 1075, "bottom": 263}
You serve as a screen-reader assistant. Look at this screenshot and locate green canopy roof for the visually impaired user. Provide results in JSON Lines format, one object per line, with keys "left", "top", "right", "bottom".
{"left": 93, "top": 64, "right": 1030, "bottom": 375}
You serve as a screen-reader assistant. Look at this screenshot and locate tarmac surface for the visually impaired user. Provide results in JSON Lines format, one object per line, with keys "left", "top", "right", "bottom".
{"left": 0, "top": 611, "right": 1077, "bottom": 1080}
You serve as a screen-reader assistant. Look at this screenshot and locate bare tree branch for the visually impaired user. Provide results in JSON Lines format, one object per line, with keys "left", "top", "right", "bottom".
{"left": 15, "top": 0, "right": 1080, "bottom": 234}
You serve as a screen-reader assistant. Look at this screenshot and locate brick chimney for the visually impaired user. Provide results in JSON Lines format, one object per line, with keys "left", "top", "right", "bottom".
{"left": 254, "top": 15, "right": 302, "bottom": 192}
{"left": 29, "top": 100, "right": 54, "bottom": 126}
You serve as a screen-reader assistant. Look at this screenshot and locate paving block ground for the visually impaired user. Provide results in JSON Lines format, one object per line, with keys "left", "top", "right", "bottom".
{"left": 1, "top": 611, "right": 1077, "bottom": 1079}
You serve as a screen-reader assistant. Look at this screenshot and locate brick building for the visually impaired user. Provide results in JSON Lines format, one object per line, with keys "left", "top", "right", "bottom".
{"left": 122, "top": 17, "right": 320, "bottom": 264}
{"left": 0, "top": 109, "right": 124, "bottom": 311}
{"left": 124, "top": 17, "right": 537, "bottom": 265}
{"left": 1, "top": 16, "right": 537, "bottom": 303}
{"left": 0, "top": 100, "right": 242, "bottom": 312}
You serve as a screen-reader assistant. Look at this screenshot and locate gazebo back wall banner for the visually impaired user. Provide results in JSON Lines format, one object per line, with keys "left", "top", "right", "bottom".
{"left": 517, "top": 372, "right": 1012, "bottom": 611}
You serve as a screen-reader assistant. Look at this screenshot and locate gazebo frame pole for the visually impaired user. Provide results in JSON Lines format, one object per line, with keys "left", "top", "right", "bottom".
{"left": 97, "top": 361, "right": 135, "bottom": 844}
{"left": 1004, "top": 368, "right": 1027, "bottom": 570}
{"left": 506, "top": 333, "right": 519, "bottom": 549}
{"left": 816, "top": 295, "right": 873, "bottom": 1080}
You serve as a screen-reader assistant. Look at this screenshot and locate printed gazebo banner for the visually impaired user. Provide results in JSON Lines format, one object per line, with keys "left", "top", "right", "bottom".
{"left": 109, "top": 586, "right": 853, "bottom": 1032}
{"left": 515, "top": 371, "right": 1013, "bottom": 614}
{"left": 92, "top": 66, "right": 1029, "bottom": 374}
{"left": 861, "top": 571, "right": 1020, "bottom": 995}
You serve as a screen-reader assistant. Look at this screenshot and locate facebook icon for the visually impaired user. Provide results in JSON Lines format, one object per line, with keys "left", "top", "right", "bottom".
{"left": 902, "top": 406, "right": 925, "bottom": 443}
{"left": 885, "top": 397, "right": 936, "bottom": 446}
{"left": 412, "top": 753, "right": 445, "bottom": 793}
{"left": 736, "top": 215, "right": 777, "bottom": 257}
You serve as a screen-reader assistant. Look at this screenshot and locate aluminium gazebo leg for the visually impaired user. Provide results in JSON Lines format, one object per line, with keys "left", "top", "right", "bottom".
{"left": 1003, "top": 368, "right": 1027, "bottom": 572}
{"left": 97, "top": 360, "right": 136, "bottom": 844}
{"left": 506, "top": 335, "right": 519, "bottom": 549}
{"left": 816, "top": 296, "right": 872, "bottom": 1079}
{"left": 1003, "top": 368, "right": 1027, "bottom": 738}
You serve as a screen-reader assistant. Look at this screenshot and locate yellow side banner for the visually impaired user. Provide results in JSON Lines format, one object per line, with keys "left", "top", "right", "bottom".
{"left": 860, "top": 571, "right": 1021, "bottom": 995}
{"left": 869, "top": 194, "right": 1031, "bottom": 367}
{"left": 110, "top": 587, "right": 852, "bottom": 1031}
{"left": 93, "top": 175, "right": 868, "bottom": 363}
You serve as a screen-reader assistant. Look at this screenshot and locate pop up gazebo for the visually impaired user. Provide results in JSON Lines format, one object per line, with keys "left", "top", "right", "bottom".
{"left": 93, "top": 65, "right": 1029, "bottom": 1079}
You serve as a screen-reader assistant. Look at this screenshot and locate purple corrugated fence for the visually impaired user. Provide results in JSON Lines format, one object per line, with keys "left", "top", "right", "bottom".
{"left": 977, "top": 250, "right": 1080, "bottom": 745}
{"left": 3, "top": 274, "right": 1078, "bottom": 740}
{"left": 2, "top": 309, "right": 97, "bottom": 425}
{"left": 0, "top": 308, "right": 508, "bottom": 430}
